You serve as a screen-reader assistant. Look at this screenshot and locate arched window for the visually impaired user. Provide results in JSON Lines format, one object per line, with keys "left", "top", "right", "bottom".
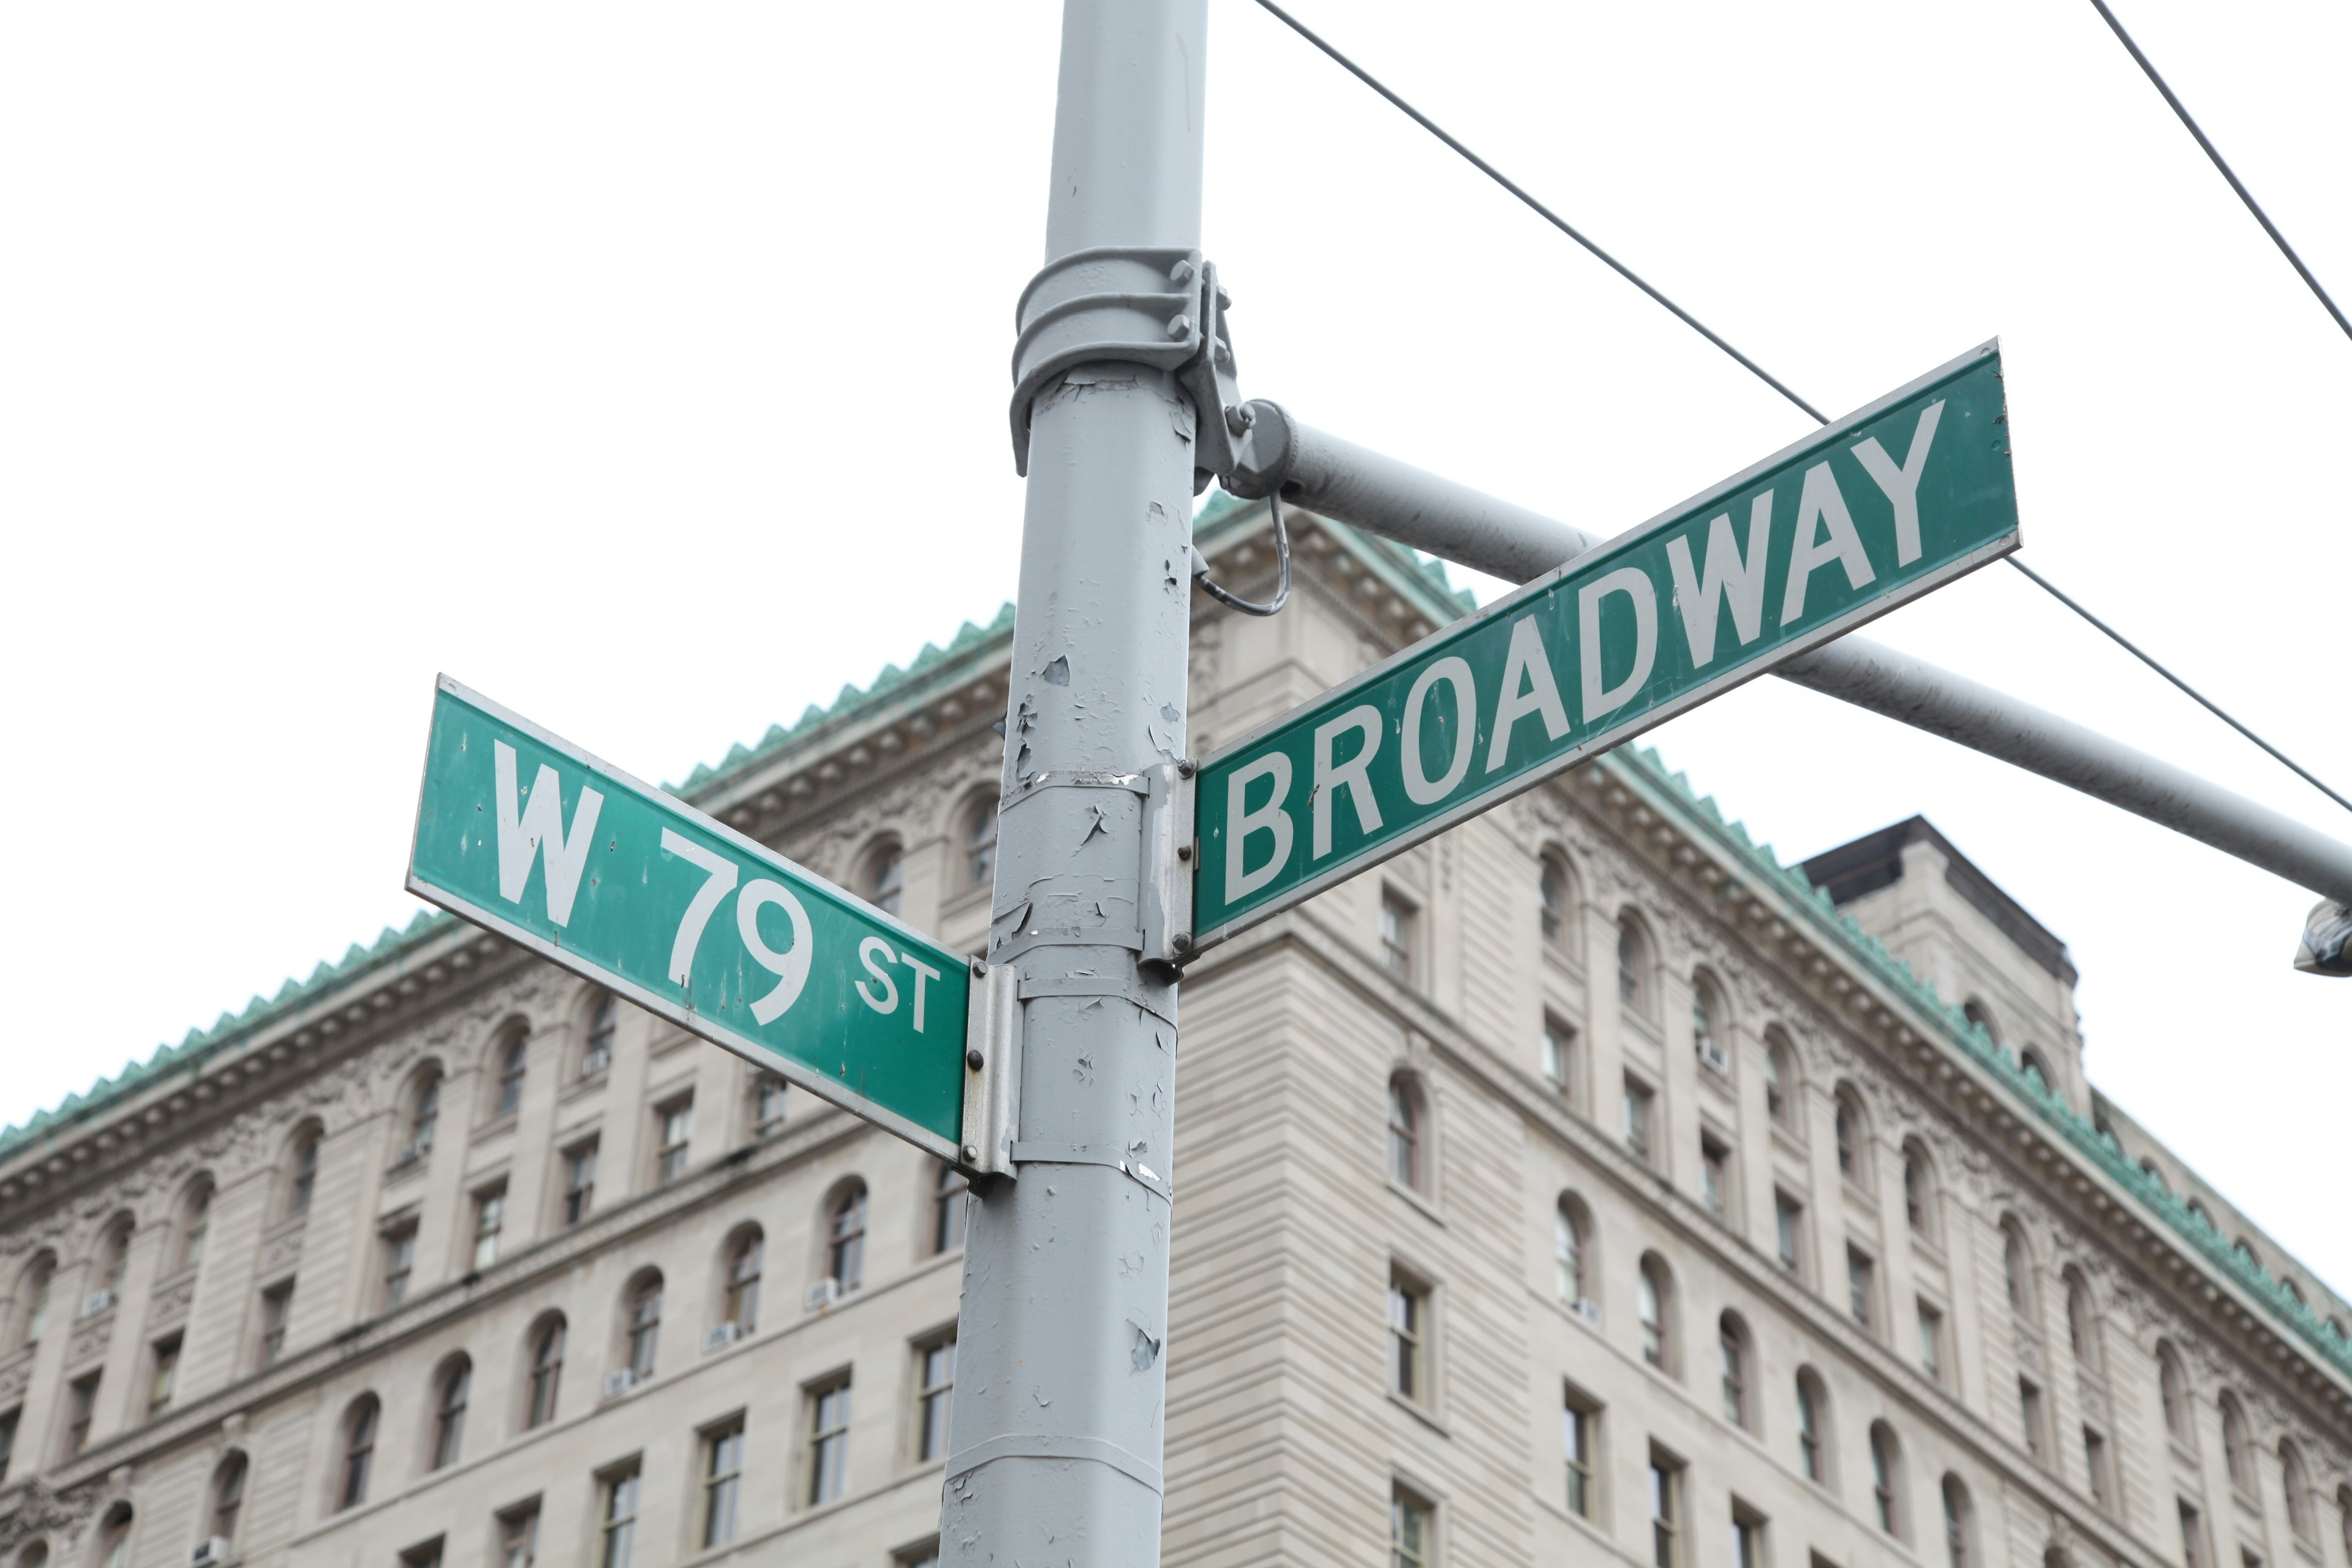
{"left": 1833, "top": 1087, "right": 1869, "bottom": 1187}
{"left": 97, "top": 1217, "right": 132, "bottom": 1302}
{"left": 2280, "top": 1441, "right": 2314, "bottom": 1542}
{"left": 1763, "top": 1030, "right": 1796, "bottom": 1129}
{"left": 582, "top": 993, "right": 618, "bottom": 1078}
{"left": 2064, "top": 1271, "right": 2098, "bottom": 1370}
{"left": 1615, "top": 914, "right": 1651, "bottom": 1015}
{"left": 1691, "top": 975, "right": 1727, "bottom": 1072}
{"left": 827, "top": 1184, "right": 868, "bottom": 1290}
{"left": 1553, "top": 1197, "right": 1589, "bottom": 1305}
{"left": 1719, "top": 1313, "right": 1752, "bottom": 1430}
{"left": 2281, "top": 1280, "right": 2306, "bottom": 1311}
{"left": 1870, "top": 1422, "right": 1905, "bottom": 1537}
{"left": 1795, "top": 1368, "right": 1831, "bottom": 1485}
{"left": 401, "top": 1068, "right": 442, "bottom": 1163}
{"left": 337, "top": 1395, "right": 379, "bottom": 1510}
{"left": 208, "top": 1451, "right": 247, "bottom": 1540}
{"left": 15, "top": 1253, "right": 55, "bottom": 1349}
{"left": 2157, "top": 1343, "right": 2192, "bottom": 1446}
{"left": 1538, "top": 853, "right": 1574, "bottom": 951}
{"left": 723, "top": 1229, "right": 763, "bottom": 1333}
{"left": 2139, "top": 1157, "right": 2169, "bottom": 1193}
{"left": 2220, "top": 1393, "right": 2253, "bottom": 1492}
{"left": 863, "top": 840, "right": 905, "bottom": 918}
{"left": 1942, "top": 1474, "right": 1974, "bottom": 1568}
{"left": 933, "top": 1163, "right": 970, "bottom": 1254}
{"left": 493, "top": 1026, "right": 530, "bottom": 1118}
{"left": 962, "top": 794, "right": 998, "bottom": 891}
{"left": 2337, "top": 1485, "right": 2352, "bottom": 1562}
{"left": 432, "top": 1355, "right": 470, "bottom": 1468}
{"left": 1962, "top": 999, "right": 1999, "bottom": 1045}
{"left": 2001, "top": 1219, "right": 2034, "bottom": 1319}
{"left": 626, "top": 1272, "right": 663, "bottom": 1379}
{"left": 2232, "top": 1237, "right": 2260, "bottom": 1271}
{"left": 96, "top": 1507, "right": 132, "bottom": 1568}
{"left": 2019, "top": 1050, "right": 2054, "bottom": 1095}
{"left": 177, "top": 1181, "right": 214, "bottom": 1273}
{"left": 16, "top": 1544, "right": 47, "bottom": 1568}
{"left": 1637, "top": 1254, "right": 1673, "bottom": 1373}
{"left": 526, "top": 1316, "right": 565, "bottom": 1429}
{"left": 1386, "top": 1073, "right": 1424, "bottom": 1191}
{"left": 1902, "top": 1142, "right": 1936, "bottom": 1237}
{"left": 286, "top": 1125, "right": 322, "bottom": 1218}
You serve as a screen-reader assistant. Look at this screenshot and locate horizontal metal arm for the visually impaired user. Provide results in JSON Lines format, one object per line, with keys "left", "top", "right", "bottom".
{"left": 1227, "top": 402, "right": 2352, "bottom": 905}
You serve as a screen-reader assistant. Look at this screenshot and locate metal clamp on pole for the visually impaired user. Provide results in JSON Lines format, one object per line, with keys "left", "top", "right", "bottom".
{"left": 1139, "top": 759, "right": 1197, "bottom": 968}
{"left": 959, "top": 960, "right": 1023, "bottom": 1180}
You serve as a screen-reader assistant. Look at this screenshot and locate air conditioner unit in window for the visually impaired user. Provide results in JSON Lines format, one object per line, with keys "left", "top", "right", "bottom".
{"left": 804, "top": 1278, "right": 840, "bottom": 1313}
{"left": 703, "top": 1321, "right": 745, "bottom": 1354}
{"left": 1574, "top": 1297, "right": 1602, "bottom": 1326}
{"left": 1697, "top": 1039, "right": 1729, "bottom": 1075}
{"left": 601, "top": 1368, "right": 637, "bottom": 1399}
{"left": 81, "top": 1289, "right": 116, "bottom": 1318}
{"left": 190, "top": 1539, "right": 235, "bottom": 1566}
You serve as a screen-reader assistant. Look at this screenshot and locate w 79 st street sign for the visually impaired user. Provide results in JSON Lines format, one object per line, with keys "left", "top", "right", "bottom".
{"left": 1191, "top": 344, "right": 2019, "bottom": 948}
{"left": 406, "top": 679, "right": 976, "bottom": 1164}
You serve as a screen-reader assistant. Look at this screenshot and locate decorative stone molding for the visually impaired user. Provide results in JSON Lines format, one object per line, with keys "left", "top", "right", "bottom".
{"left": 65, "top": 1310, "right": 112, "bottom": 1366}
{"left": 0, "top": 1346, "right": 32, "bottom": 1404}
{"left": 0, "top": 1475, "right": 96, "bottom": 1551}
{"left": 147, "top": 1271, "right": 196, "bottom": 1335}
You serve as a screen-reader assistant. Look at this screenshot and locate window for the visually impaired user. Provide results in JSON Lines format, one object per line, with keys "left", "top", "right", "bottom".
{"left": 1774, "top": 1193, "right": 1804, "bottom": 1278}
{"left": 404, "top": 1071, "right": 442, "bottom": 1163}
{"left": 1616, "top": 916, "right": 1649, "bottom": 1013}
{"left": 1649, "top": 1451, "right": 1683, "bottom": 1567}
{"left": 64, "top": 1372, "right": 100, "bottom": 1457}
{"left": 1553, "top": 1199, "right": 1586, "bottom": 1304}
{"left": 626, "top": 1274, "right": 662, "bottom": 1379}
{"left": 1719, "top": 1314, "right": 1749, "bottom": 1428}
{"left": 934, "top": 1163, "right": 970, "bottom": 1253}
{"left": 467, "top": 1186, "right": 507, "bottom": 1271}
{"left": 865, "top": 841, "right": 906, "bottom": 916}
{"left": 1539, "top": 854, "right": 1571, "bottom": 946}
{"left": 1380, "top": 890, "right": 1417, "bottom": 982}
{"left": 1917, "top": 1302, "right": 1945, "bottom": 1383}
{"left": 96, "top": 1510, "right": 132, "bottom": 1568}
{"left": 0, "top": 1407, "right": 15, "bottom": 1483}
{"left": 1389, "top": 1274, "right": 1428, "bottom": 1400}
{"left": 432, "top": 1357, "right": 470, "bottom": 1468}
{"left": 917, "top": 1338, "right": 956, "bottom": 1461}
{"left": 1833, "top": 1093, "right": 1863, "bottom": 1183}
{"left": 1764, "top": 1033, "right": 1793, "bottom": 1126}
{"left": 829, "top": 1185, "right": 869, "bottom": 1289}
{"left": 398, "top": 1541, "right": 442, "bottom": 1568}
{"left": 753, "top": 1074, "right": 787, "bottom": 1139}
{"left": 1623, "top": 1077, "right": 1654, "bottom": 1163}
{"left": 2085, "top": 1427, "right": 2112, "bottom": 1513}
{"left": 1942, "top": 1475, "right": 1973, "bottom": 1568}
{"left": 381, "top": 1222, "right": 418, "bottom": 1310}
{"left": 1847, "top": 1248, "right": 1876, "bottom": 1332}
{"left": 17, "top": 1257, "right": 53, "bottom": 1348}
{"left": 702, "top": 1420, "right": 745, "bottom": 1546}
{"left": 1541, "top": 1016, "right": 1577, "bottom": 1095}
{"left": 1387, "top": 1074, "right": 1423, "bottom": 1189}
{"left": 2065, "top": 1273, "right": 2097, "bottom": 1368}
{"left": 1701, "top": 1137, "right": 1730, "bottom": 1220}
{"left": 2221, "top": 1394, "right": 2252, "bottom": 1491}
{"left": 2179, "top": 1500, "right": 2207, "bottom": 1568}
{"left": 809, "top": 1380, "right": 852, "bottom": 1505}
{"left": 1638, "top": 1256, "right": 1672, "bottom": 1373}
{"left": 1692, "top": 984, "right": 1724, "bottom": 1071}
{"left": 497, "top": 1504, "right": 538, "bottom": 1568}
{"left": 582, "top": 995, "right": 617, "bottom": 1077}
{"left": 1903, "top": 1144, "right": 1932, "bottom": 1235}
{"left": 1562, "top": 1389, "right": 1596, "bottom": 1517}
{"left": 563, "top": 1141, "right": 598, "bottom": 1226}
{"left": 338, "top": 1395, "right": 379, "bottom": 1510}
{"left": 1732, "top": 1502, "right": 1768, "bottom": 1568}
{"left": 2002, "top": 1222, "right": 2032, "bottom": 1317}
{"left": 179, "top": 1183, "right": 213, "bottom": 1272}
{"left": 1796, "top": 1371, "right": 1828, "bottom": 1484}
{"left": 724, "top": 1229, "right": 763, "bottom": 1332}
{"left": 148, "top": 1335, "right": 180, "bottom": 1417}
{"left": 1392, "top": 1488, "right": 1431, "bottom": 1568}
{"left": 654, "top": 1099, "right": 693, "bottom": 1184}
{"left": 1870, "top": 1422, "right": 1903, "bottom": 1537}
{"left": 600, "top": 1464, "right": 641, "bottom": 1568}
{"left": 2020, "top": 1050, "right": 2051, "bottom": 1093}
{"left": 964, "top": 795, "right": 998, "bottom": 889}
{"left": 289, "top": 1128, "right": 320, "bottom": 1216}
{"left": 96, "top": 1221, "right": 130, "bottom": 1302}
{"left": 210, "top": 1452, "right": 247, "bottom": 1540}
{"left": 258, "top": 1282, "right": 292, "bottom": 1366}
{"left": 1962, "top": 998, "right": 1999, "bottom": 1044}
{"left": 2018, "top": 1378, "right": 2045, "bottom": 1462}
{"left": 2159, "top": 1343, "right": 2192, "bottom": 1446}
{"left": 526, "top": 1316, "right": 565, "bottom": 1428}
{"left": 2282, "top": 1442, "right": 2315, "bottom": 1542}
{"left": 495, "top": 1030, "right": 529, "bottom": 1117}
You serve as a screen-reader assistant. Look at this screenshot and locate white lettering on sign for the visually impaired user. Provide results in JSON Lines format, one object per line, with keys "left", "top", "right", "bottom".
{"left": 856, "top": 935, "right": 901, "bottom": 1015}
{"left": 1485, "top": 616, "right": 1570, "bottom": 771}
{"left": 1666, "top": 493, "right": 1772, "bottom": 668}
{"left": 1400, "top": 656, "right": 1477, "bottom": 805}
{"left": 1850, "top": 400, "right": 1945, "bottom": 567}
{"left": 904, "top": 954, "right": 941, "bottom": 1032}
{"left": 660, "top": 829, "right": 739, "bottom": 985}
{"left": 1578, "top": 567, "right": 1659, "bottom": 722}
{"left": 1313, "top": 705, "right": 1384, "bottom": 858}
{"left": 737, "top": 879, "right": 813, "bottom": 1025}
{"left": 1781, "top": 463, "right": 1876, "bottom": 624}
{"left": 1226, "top": 753, "right": 1294, "bottom": 900}
{"left": 494, "top": 741, "right": 604, "bottom": 928}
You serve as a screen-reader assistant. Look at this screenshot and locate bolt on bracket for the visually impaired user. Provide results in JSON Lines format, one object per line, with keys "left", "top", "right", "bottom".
{"left": 1139, "top": 760, "right": 1197, "bottom": 968}
{"left": 959, "top": 960, "right": 1025, "bottom": 1180}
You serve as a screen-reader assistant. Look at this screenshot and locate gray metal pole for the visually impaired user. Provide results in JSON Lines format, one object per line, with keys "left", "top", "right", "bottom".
{"left": 1230, "top": 404, "right": 2352, "bottom": 905}
{"left": 946, "top": 4, "right": 1205, "bottom": 1564}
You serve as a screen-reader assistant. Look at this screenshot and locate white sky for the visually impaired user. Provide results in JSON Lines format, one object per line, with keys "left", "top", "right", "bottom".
{"left": 4, "top": 1, "right": 2346, "bottom": 1288}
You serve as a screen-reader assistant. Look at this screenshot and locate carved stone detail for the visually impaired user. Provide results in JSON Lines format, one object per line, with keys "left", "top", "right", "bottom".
{"left": 146, "top": 1270, "right": 196, "bottom": 1334}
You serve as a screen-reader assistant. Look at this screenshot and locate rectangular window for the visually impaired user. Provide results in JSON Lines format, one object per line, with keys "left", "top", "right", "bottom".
{"left": 1845, "top": 1247, "right": 1875, "bottom": 1331}
{"left": 753, "top": 1074, "right": 787, "bottom": 1140}
{"left": 398, "top": 1542, "right": 444, "bottom": 1568}
{"left": 2179, "top": 1501, "right": 2206, "bottom": 1568}
{"left": 1775, "top": 1193, "right": 1804, "bottom": 1278}
{"left": 1562, "top": 1387, "right": 1598, "bottom": 1518}
{"left": 1700, "top": 1137, "right": 1730, "bottom": 1219}
{"left": 1917, "top": 1301, "right": 1944, "bottom": 1382}
{"left": 2084, "top": 1427, "right": 2111, "bottom": 1512}
{"left": 382, "top": 1223, "right": 418, "bottom": 1310}
{"left": 1392, "top": 1488, "right": 1431, "bottom": 1568}
{"left": 1623, "top": 1079, "right": 1654, "bottom": 1163}
{"left": 148, "top": 1334, "right": 181, "bottom": 1418}
{"left": 1730, "top": 1500, "right": 1768, "bottom": 1568}
{"left": 1388, "top": 1275, "right": 1428, "bottom": 1402}
{"left": 64, "top": 1372, "right": 99, "bottom": 1458}
{"left": 701, "top": 1420, "right": 745, "bottom": 1546}
{"left": 897, "top": 1547, "right": 941, "bottom": 1568}
{"left": 563, "top": 1141, "right": 598, "bottom": 1226}
{"left": 917, "top": 1338, "right": 956, "bottom": 1463}
{"left": 655, "top": 1099, "right": 693, "bottom": 1184}
{"left": 472, "top": 1186, "right": 507, "bottom": 1272}
{"left": 1649, "top": 1450, "right": 1683, "bottom": 1568}
{"left": 2019, "top": 1378, "right": 2046, "bottom": 1461}
{"left": 497, "top": 1501, "right": 540, "bottom": 1568}
{"left": 0, "top": 1407, "right": 16, "bottom": 1484}
{"left": 259, "top": 1282, "right": 292, "bottom": 1366}
{"left": 808, "top": 1380, "right": 852, "bottom": 1506}
{"left": 599, "top": 1463, "right": 641, "bottom": 1568}
{"left": 1542, "top": 1016, "right": 1577, "bottom": 1095}
{"left": 1380, "top": 891, "right": 1417, "bottom": 982}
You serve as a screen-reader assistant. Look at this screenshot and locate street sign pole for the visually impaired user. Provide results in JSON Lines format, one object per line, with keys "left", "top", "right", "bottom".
{"left": 946, "top": 3, "right": 1206, "bottom": 1562}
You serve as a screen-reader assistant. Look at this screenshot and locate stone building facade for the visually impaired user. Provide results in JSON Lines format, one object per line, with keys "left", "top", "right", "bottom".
{"left": 1, "top": 496, "right": 2346, "bottom": 1568}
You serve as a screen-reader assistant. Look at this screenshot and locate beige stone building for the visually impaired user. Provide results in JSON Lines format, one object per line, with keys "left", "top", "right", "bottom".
{"left": 1, "top": 496, "right": 2346, "bottom": 1568}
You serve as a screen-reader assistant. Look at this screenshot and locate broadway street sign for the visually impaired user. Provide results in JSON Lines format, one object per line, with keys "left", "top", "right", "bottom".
{"left": 1191, "top": 342, "right": 2019, "bottom": 949}
{"left": 407, "top": 677, "right": 976, "bottom": 1164}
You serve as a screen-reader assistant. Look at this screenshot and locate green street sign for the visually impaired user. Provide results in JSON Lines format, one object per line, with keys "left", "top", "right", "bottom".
{"left": 1192, "top": 343, "right": 2019, "bottom": 948}
{"left": 406, "top": 678, "right": 974, "bottom": 1164}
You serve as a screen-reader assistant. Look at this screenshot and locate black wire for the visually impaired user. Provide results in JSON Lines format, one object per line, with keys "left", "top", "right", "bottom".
{"left": 1196, "top": 490, "right": 1292, "bottom": 616}
{"left": 2084, "top": 0, "right": 2352, "bottom": 345}
{"left": 2003, "top": 556, "right": 2352, "bottom": 817}
{"left": 1249, "top": 0, "right": 1829, "bottom": 424}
